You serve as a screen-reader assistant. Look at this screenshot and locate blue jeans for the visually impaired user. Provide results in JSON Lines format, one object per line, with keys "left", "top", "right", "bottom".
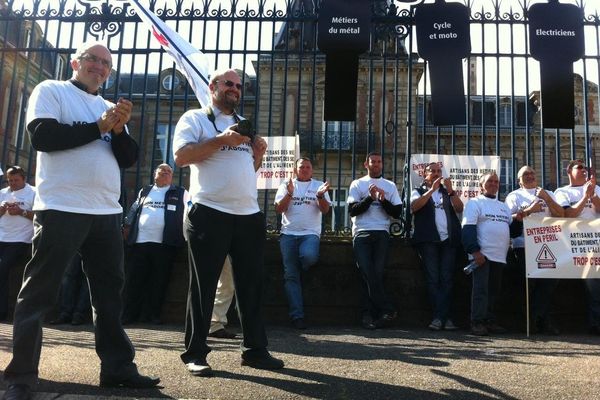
{"left": 471, "top": 259, "right": 504, "bottom": 323}
{"left": 352, "top": 230, "right": 394, "bottom": 319}
{"left": 416, "top": 241, "right": 456, "bottom": 322}
{"left": 279, "top": 234, "right": 320, "bottom": 320}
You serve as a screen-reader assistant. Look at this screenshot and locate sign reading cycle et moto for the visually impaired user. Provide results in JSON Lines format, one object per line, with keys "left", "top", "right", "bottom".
{"left": 529, "top": 0, "right": 584, "bottom": 129}
{"left": 317, "top": 0, "right": 370, "bottom": 121}
{"left": 415, "top": 0, "right": 470, "bottom": 126}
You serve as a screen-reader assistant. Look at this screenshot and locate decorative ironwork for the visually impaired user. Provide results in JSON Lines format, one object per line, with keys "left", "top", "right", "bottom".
{"left": 77, "top": 0, "right": 128, "bottom": 38}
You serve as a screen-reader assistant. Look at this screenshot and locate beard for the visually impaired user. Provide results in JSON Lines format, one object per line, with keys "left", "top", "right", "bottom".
{"left": 215, "top": 87, "right": 240, "bottom": 110}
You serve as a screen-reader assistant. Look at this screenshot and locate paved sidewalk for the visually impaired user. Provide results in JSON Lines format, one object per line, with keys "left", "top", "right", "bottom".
{"left": 1, "top": 322, "right": 599, "bottom": 399}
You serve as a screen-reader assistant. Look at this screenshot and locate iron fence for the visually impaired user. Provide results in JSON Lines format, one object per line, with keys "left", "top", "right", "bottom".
{"left": 0, "top": 0, "right": 599, "bottom": 237}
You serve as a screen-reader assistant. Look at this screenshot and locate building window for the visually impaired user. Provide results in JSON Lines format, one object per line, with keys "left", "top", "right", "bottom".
{"left": 23, "top": 29, "right": 31, "bottom": 57}
{"left": 55, "top": 56, "right": 65, "bottom": 80}
{"left": 155, "top": 124, "right": 175, "bottom": 165}
{"left": 162, "top": 74, "right": 180, "bottom": 91}
{"left": 323, "top": 121, "right": 353, "bottom": 150}
{"left": 330, "top": 188, "right": 348, "bottom": 231}
{"left": 471, "top": 100, "right": 496, "bottom": 126}
{"left": 499, "top": 159, "right": 515, "bottom": 197}
{"left": 11, "top": 90, "right": 29, "bottom": 150}
{"left": 499, "top": 102, "right": 512, "bottom": 127}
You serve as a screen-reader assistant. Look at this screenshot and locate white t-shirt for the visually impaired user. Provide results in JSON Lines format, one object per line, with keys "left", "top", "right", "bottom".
{"left": 410, "top": 188, "right": 448, "bottom": 241}
{"left": 136, "top": 185, "right": 169, "bottom": 244}
{"left": 26, "top": 80, "right": 124, "bottom": 214}
{"left": 504, "top": 187, "right": 562, "bottom": 248}
{"left": 462, "top": 195, "right": 512, "bottom": 263}
{"left": 274, "top": 179, "right": 332, "bottom": 236}
{"left": 172, "top": 107, "right": 259, "bottom": 215}
{"left": 347, "top": 175, "right": 402, "bottom": 236}
{"left": 554, "top": 184, "right": 600, "bottom": 220}
{"left": 0, "top": 184, "right": 36, "bottom": 243}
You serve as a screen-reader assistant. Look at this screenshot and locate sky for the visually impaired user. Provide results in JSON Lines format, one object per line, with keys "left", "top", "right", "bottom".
{"left": 16, "top": 0, "right": 600, "bottom": 95}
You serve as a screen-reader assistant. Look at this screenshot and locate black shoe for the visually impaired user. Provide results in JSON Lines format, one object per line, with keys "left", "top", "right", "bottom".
{"left": 0, "top": 312, "right": 8, "bottom": 322}
{"left": 291, "top": 318, "right": 307, "bottom": 330}
{"left": 374, "top": 311, "right": 397, "bottom": 328}
{"left": 241, "top": 352, "right": 284, "bottom": 370}
{"left": 49, "top": 314, "right": 71, "bottom": 325}
{"left": 471, "top": 322, "right": 489, "bottom": 336}
{"left": 208, "top": 328, "right": 237, "bottom": 339}
{"left": 3, "top": 384, "right": 31, "bottom": 400}
{"left": 186, "top": 359, "right": 213, "bottom": 377}
{"left": 537, "top": 317, "right": 560, "bottom": 335}
{"left": 589, "top": 326, "right": 600, "bottom": 336}
{"left": 71, "top": 313, "right": 85, "bottom": 326}
{"left": 99, "top": 373, "right": 160, "bottom": 388}
{"left": 361, "top": 315, "right": 376, "bottom": 330}
{"left": 486, "top": 322, "right": 507, "bottom": 334}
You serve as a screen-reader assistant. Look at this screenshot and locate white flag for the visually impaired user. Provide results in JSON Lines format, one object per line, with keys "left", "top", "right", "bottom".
{"left": 129, "top": 0, "right": 211, "bottom": 107}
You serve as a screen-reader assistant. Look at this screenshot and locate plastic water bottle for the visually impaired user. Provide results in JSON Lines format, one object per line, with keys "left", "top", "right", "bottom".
{"left": 463, "top": 260, "right": 479, "bottom": 275}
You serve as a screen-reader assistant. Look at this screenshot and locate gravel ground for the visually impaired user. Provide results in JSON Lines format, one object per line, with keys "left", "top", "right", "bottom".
{"left": 1, "top": 322, "right": 599, "bottom": 399}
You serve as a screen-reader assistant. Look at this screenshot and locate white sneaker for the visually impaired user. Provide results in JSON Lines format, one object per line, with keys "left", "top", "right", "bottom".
{"left": 428, "top": 318, "right": 442, "bottom": 331}
{"left": 186, "top": 361, "right": 212, "bottom": 377}
{"left": 444, "top": 319, "right": 459, "bottom": 331}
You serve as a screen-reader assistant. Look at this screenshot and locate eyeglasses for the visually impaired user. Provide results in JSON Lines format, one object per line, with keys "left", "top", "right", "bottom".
{"left": 216, "top": 79, "right": 243, "bottom": 90}
{"left": 426, "top": 169, "right": 442, "bottom": 173}
{"left": 79, "top": 53, "right": 112, "bottom": 69}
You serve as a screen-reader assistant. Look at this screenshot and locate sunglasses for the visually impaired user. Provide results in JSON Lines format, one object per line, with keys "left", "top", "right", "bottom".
{"left": 79, "top": 53, "right": 112, "bottom": 69}
{"left": 572, "top": 165, "right": 587, "bottom": 170}
{"left": 217, "top": 79, "right": 243, "bottom": 90}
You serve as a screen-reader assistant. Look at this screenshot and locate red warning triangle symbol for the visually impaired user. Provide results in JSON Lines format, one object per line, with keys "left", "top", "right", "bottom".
{"left": 536, "top": 244, "right": 557, "bottom": 263}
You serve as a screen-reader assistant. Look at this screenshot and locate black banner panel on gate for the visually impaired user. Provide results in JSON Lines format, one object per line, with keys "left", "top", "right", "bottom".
{"left": 415, "top": 0, "right": 470, "bottom": 126}
{"left": 529, "top": 0, "right": 584, "bottom": 129}
{"left": 317, "top": 0, "right": 370, "bottom": 121}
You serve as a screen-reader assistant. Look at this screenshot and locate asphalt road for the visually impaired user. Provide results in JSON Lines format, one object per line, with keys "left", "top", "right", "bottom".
{"left": 0, "top": 322, "right": 599, "bottom": 399}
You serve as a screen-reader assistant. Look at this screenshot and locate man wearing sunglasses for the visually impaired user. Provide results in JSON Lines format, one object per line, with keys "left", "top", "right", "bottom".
{"left": 173, "top": 68, "right": 282, "bottom": 377}
{"left": 555, "top": 159, "right": 600, "bottom": 335}
{"left": 3, "top": 41, "right": 158, "bottom": 400}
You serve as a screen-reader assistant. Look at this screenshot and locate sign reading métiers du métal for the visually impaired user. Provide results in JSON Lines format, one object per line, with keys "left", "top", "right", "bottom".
{"left": 317, "top": 0, "right": 370, "bottom": 121}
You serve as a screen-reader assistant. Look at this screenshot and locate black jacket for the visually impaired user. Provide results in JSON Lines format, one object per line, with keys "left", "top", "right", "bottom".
{"left": 411, "top": 185, "right": 462, "bottom": 247}
{"left": 125, "top": 184, "right": 186, "bottom": 247}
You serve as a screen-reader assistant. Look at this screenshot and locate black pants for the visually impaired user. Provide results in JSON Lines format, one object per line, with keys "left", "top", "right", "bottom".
{"left": 57, "top": 253, "right": 91, "bottom": 319}
{"left": 181, "top": 204, "right": 268, "bottom": 364}
{"left": 4, "top": 211, "right": 138, "bottom": 386}
{"left": 0, "top": 242, "right": 30, "bottom": 316}
{"left": 123, "top": 242, "right": 177, "bottom": 322}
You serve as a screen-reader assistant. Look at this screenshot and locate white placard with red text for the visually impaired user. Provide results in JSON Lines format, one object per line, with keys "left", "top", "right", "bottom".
{"left": 256, "top": 135, "right": 299, "bottom": 190}
{"left": 409, "top": 154, "right": 500, "bottom": 204}
{"left": 524, "top": 216, "right": 600, "bottom": 279}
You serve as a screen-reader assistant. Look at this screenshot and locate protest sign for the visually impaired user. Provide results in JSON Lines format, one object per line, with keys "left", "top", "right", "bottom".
{"left": 256, "top": 135, "right": 299, "bottom": 190}
{"left": 524, "top": 216, "right": 600, "bottom": 279}
{"left": 409, "top": 154, "right": 500, "bottom": 205}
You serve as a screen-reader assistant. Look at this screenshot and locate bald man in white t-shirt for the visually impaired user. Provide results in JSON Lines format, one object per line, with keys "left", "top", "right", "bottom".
{"left": 3, "top": 42, "right": 158, "bottom": 400}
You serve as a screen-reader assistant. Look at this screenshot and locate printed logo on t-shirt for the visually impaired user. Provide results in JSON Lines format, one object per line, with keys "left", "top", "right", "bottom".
{"left": 143, "top": 200, "right": 165, "bottom": 209}
{"left": 484, "top": 213, "right": 510, "bottom": 223}
{"left": 219, "top": 143, "right": 251, "bottom": 154}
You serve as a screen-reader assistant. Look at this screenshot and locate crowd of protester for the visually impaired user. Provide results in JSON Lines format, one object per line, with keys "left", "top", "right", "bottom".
{"left": 1, "top": 41, "right": 600, "bottom": 400}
